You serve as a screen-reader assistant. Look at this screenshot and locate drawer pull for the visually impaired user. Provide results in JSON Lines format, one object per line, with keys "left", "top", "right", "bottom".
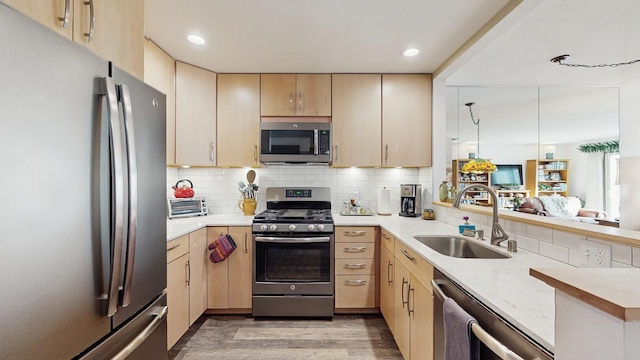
{"left": 400, "top": 249, "right": 415, "bottom": 261}
{"left": 343, "top": 230, "right": 366, "bottom": 236}
{"left": 166, "top": 243, "right": 181, "bottom": 252}
{"left": 343, "top": 263, "right": 366, "bottom": 269}
{"left": 343, "top": 247, "right": 366, "bottom": 253}
{"left": 382, "top": 233, "right": 391, "bottom": 241}
{"left": 344, "top": 279, "right": 367, "bottom": 286}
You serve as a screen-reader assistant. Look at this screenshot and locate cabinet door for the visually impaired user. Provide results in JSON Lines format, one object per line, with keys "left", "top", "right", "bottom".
{"left": 188, "top": 228, "right": 208, "bottom": 325}
{"left": 380, "top": 245, "right": 395, "bottom": 333}
{"left": 144, "top": 39, "right": 176, "bottom": 165}
{"left": 227, "top": 227, "right": 253, "bottom": 309}
{"left": 3, "top": 0, "right": 73, "bottom": 39}
{"left": 410, "top": 277, "right": 434, "bottom": 360}
{"left": 296, "top": 74, "right": 331, "bottom": 116}
{"left": 382, "top": 74, "right": 432, "bottom": 167}
{"left": 393, "top": 260, "right": 411, "bottom": 359}
{"left": 332, "top": 74, "right": 381, "bottom": 166}
{"left": 260, "top": 74, "right": 296, "bottom": 116}
{"left": 207, "top": 227, "right": 229, "bottom": 309}
{"left": 74, "top": 0, "right": 144, "bottom": 79}
{"left": 217, "top": 74, "right": 260, "bottom": 167}
{"left": 175, "top": 61, "right": 217, "bottom": 166}
{"left": 167, "top": 253, "right": 189, "bottom": 350}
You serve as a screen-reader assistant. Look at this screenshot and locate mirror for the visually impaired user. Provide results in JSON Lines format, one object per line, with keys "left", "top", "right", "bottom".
{"left": 446, "top": 86, "right": 620, "bottom": 221}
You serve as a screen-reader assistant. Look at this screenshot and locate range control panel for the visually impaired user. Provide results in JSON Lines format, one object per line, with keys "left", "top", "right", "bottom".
{"left": 285, "top": 189, "right": 312, "bottom": 198}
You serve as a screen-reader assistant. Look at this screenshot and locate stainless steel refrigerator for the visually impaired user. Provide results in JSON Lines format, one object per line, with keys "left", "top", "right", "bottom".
{"left": 0, "top": 4, "right": 168, "bottom": 359}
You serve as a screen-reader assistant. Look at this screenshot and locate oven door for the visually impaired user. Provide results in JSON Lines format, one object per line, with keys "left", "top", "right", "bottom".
{"left": 253, "top": 234, "right": 334, "bottom": 295}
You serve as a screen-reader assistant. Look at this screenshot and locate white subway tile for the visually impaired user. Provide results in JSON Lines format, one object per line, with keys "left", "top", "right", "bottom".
{"left": 610, "top": 243, "right": 632, "bottom": 265}
{"left": 539, "top": 241, "right": 569, "bottom": 263}
{"left": 552, "top": 231, "right": 584, "bottom": 251}
{"left": 633, "top": 247, "right": 640, "bottom": 267}
{"left": 514, "top": 234, "right": 539, "bottom": 253}
{"left": 568, "top": 249, "right": 582, "bottom": 267}
{"left": 527, "top": 225, "right": 553, "bottom": 243}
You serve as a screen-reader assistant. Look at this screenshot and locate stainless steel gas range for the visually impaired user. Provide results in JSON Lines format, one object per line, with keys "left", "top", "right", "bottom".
{"left": 252, "top": 187, "right": 334, "bottom": 317}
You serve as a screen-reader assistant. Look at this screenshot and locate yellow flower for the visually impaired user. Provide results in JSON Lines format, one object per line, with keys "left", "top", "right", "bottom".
{"left": 461, "top": 159, "right": 497, "bottom": 174}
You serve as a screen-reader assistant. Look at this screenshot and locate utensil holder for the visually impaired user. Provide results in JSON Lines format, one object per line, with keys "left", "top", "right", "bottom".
{"left": 238, "top": 198, "right": 257, "bottom": 216}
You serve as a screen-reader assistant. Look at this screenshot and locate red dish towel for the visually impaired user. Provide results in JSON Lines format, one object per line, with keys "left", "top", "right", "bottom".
{"left": 208, "top": 234, "right": 237, "bottom": 263}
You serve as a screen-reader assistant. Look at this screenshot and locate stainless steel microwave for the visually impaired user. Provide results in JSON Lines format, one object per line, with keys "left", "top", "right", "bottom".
{"left": 259, "top": 122, "right": 332, "bottom": 164}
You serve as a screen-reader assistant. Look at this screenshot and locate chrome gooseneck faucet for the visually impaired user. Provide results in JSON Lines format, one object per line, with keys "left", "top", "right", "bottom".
{"left": 453, "top": 184, "right": 509, "bottom": 246}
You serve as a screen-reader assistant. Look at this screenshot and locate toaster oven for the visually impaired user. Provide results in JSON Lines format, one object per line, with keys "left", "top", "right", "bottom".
{"left": 167, "top": 197, "right": 208, "bottom": 219}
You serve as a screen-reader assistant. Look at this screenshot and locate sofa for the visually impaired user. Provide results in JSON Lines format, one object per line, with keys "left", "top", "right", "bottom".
{"left": 518, "top": 195, "right": 606, "bottom": 222}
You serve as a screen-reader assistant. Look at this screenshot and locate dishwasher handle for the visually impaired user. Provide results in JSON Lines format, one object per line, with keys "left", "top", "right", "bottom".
{"left": 431, "top": 279, "right": 526, "bottom": 360}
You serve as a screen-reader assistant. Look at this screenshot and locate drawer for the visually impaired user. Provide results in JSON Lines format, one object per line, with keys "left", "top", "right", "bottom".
{"left": 380, "top": 229, "right": 395, "bottom": 252}
{"left": 335, "top": 226, "right": 376, "bottom": 243}
{"left": 167, "top": 235, "right": 189, "bottom": 263}
{"left": 335, "top": 258, "right": 375, "bottom": 275}
{"left": 335, "top": 275, "right": 376, "bottom": 308}
{"left": 394, "top": 241, "right": 433, "bottom": 291}
{"left": 336, "top": 242, "right": 375, "bottom": 259}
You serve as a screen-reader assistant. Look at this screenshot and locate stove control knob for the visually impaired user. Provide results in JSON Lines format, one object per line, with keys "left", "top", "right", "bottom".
{"left": 259, "top": 224, "right": 268, "bottom": 232}
{"left": 307, "top": 224, "right": 315, "bottom": 231}
{"left": 269, "top": 225, "right": 278, "bottom": 232}
{"left": 288, "top": 224, "right": 297, "bottom": 231}
{"left": 317, "top": 224, "right": 325, "bottom": 232}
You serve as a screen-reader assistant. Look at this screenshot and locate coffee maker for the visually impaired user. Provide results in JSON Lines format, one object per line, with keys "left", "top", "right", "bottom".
{"left": 399, "top": 184, "right": 421, "bottom": 217}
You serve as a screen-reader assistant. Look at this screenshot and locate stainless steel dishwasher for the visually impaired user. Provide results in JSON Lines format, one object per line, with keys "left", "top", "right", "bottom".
{"left": 432, "top": 269, "right": 554, "bottom": 360}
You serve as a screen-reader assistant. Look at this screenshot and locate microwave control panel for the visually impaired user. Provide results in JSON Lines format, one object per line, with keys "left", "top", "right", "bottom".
{"left": 318, "top": 130, "right": 331, "bottom": 155}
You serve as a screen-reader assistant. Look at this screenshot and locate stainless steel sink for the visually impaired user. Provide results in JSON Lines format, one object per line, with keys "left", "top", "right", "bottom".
{"left": 413, "top": 235, "right": 511, "bottom": 259}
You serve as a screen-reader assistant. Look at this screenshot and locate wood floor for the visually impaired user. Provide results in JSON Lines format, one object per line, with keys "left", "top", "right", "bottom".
{"left": 169, "top": 314, "right": 403, "bottom": 359}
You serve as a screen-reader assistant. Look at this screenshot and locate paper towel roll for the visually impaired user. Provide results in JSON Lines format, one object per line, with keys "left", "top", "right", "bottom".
{"left": 377, "top": 188, "right": 391, "bottom": 215}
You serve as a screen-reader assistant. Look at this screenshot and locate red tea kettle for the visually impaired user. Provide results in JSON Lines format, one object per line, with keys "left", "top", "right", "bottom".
{"left": 172, "top": 179, "right": 195, "bottom": 198}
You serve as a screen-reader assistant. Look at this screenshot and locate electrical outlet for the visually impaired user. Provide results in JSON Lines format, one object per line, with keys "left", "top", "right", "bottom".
{"left": 579, "top": 240, "right": 612, "bottom": 268}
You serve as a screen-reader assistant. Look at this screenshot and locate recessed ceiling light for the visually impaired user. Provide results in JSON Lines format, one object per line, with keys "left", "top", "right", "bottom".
{"left": 403, "top": 48, "right": 419, "bottom": 57}
{"left": 187, "top": 34, "right": 205, "bottom": 45}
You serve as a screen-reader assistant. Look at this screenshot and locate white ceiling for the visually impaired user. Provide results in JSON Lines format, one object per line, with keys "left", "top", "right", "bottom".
{"left": 144, "top": 0, "right": 511, "bottom": 74}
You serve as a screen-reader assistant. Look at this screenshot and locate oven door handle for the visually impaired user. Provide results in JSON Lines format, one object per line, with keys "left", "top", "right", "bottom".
{"left": 255, "top": 236, "right": 331, "bottom": 243}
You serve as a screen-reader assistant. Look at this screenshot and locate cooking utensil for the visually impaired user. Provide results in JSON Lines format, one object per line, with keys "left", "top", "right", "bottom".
{"left": 172, "top": 179, "right": 195, "bottom": 198}
{"left": 246, "top": 169, "right": 256, "bottom": 184}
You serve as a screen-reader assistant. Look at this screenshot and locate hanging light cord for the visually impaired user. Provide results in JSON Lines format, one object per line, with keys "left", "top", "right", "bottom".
{"left": 465, "top": 103, "right": 480, "bottom": 158}
{"left": 551, "top": 54, "right": 640, "bottom": 68}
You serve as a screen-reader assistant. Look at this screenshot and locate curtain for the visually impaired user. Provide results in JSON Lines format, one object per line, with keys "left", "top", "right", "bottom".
{"left": 584, "top": 152, "right": 604, "bottom": 210}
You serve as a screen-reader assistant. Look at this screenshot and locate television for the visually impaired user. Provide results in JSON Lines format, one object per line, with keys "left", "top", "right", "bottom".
{"left": 490, "top": 164, "right": 524, "bottom": 187}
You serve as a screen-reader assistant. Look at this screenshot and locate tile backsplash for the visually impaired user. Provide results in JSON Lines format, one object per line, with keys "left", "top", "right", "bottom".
{"left": 168, "top": 166, "right": 434, "bottom": 215}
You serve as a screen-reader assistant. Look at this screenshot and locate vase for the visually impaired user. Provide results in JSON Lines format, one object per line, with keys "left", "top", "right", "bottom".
{"left": 439, "top": 181, "right": 449, "bottom": 202}
{"left": 238, "top": 198, "right": 257, "bottom": 216}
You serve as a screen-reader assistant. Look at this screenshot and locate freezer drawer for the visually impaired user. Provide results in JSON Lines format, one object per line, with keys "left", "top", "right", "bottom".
{"left": 78, "top": 293, "right": 168, "bottom": 360}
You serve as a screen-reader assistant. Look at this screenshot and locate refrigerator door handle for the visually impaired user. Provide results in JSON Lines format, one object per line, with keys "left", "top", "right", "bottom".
{"left": 100, "top": 77, "right": 125, "bottom": 317}
{"left": 111, "top": 305, "right": 168, "bottom": 360}
{"left": 119, "top": 84, "right": 137, "bottom": 308}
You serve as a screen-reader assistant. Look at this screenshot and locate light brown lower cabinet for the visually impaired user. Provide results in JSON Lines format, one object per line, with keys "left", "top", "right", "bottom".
{"left": 334, "top": 226, "right": 378, "bottom": 311}
{"left": 380, "top": 238, "right": 395, "bottom": 334}
{"left": 207, "top": 226, "right": 253, "bottom": 312}
{"left": 392, "top": 240, "right": 434, "bottom": 360}
{"left": 166, "top": 235, "right": 189, "bottom": 350}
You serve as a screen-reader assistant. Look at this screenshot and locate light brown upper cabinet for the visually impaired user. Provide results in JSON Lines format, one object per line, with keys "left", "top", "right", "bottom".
{"left": 261, "top": 74, "right": 331, "bottom": 116}
{"left": 144, "top": 39, "right": 176, "bottom": 165}
{"left": 175, "top": 62, "right": 217, "bottom": 166}
{"left": 5, "top": 0, "right": 144, "bottom": 79}
{"left": 217, "top": 74, "right": 261, "bottom": 167}
{"left": 382, "top": 74, "right": 432, "bottom": 167}
{"left": 332, "top": 74, "right": 382, "bottom": 167}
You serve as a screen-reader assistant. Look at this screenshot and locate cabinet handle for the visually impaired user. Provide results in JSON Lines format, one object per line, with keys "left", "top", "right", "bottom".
{"left": 343, "top": 263, "right": 366, "bottom": 269}
{"left": 83, "top": 0, "right": 95, "bottom": 43}
{"left": 401, "top": 249, "right": 415, "bottom": 262}
{"left": 343, "top": 230, "right": 366, "bottom": 236}
{"left": 166, "top": 243, "right": 180, "bottom": 252}
{"left": 408, "top": 286, "right": 414, "bottom": 315}
{"left": 209, "top": 142, "right": 215, "bottom": 162}
{"left": 344, "top": 279, "right": 367, "bottom": 286}
{"left": 289, "top": 92, "right": 293, "bottom": 112}
{"left": 382, "top": 233, "right": 391, "bottom": 241}
{"left": 334, "top": 143, "right": 339, "bottom": 163}
{"left": 298, "top": 92, "right": 303, "bottom": 113}
{"left": 401, "top": 277, "right": 408, "bottom": 308}
{"left": 387, "top": 261, "right": 393, "bottom": 286}
{"left": 254, "top": 144, "right": 258, "bottom": 163}
{"left": 384, "top": 144, "right": 389, "bottom": 164}
{"left": 58, "top": 0, "right": 70, "bottom": 28}
{"left": 244, "top": 232, "right": 248, "bottom": 254}
{"left": 185, "top": 260, "right": 190, "bottom": 285}
{"left": 343, "top": 247, "right": 366, "bottom": 253}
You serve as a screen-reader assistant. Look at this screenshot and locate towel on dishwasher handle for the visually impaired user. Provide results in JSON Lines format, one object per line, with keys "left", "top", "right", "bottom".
{"left": 443, "top": 297, "right": 480, "bottom": 360}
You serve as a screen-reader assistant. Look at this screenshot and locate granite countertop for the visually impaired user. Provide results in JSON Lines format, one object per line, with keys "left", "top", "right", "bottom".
{"left": 167, "top": 213, "right": 568, "bottom": 353}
